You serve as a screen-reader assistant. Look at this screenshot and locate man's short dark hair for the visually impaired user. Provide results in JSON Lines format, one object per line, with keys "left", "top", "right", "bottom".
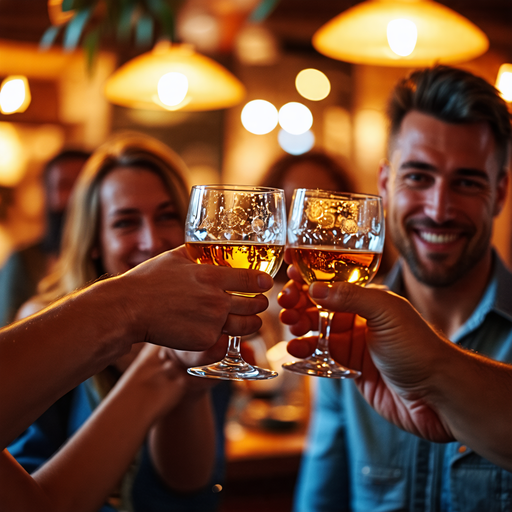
{"left": 43, "top": 149, "right": 91, "bottom": 182}
{"left": 387, "top": 65, "right": 512, "bottom": 171}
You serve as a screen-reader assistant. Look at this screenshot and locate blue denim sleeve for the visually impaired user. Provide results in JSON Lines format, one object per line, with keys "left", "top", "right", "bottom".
{"left": 7, "top": 391, "right": 76, "bottom": 473}
{"left": 131, "top": 381, "right": 231, "bottom": 512}
{"left": 293, "top": 378, "right": 350, "bottom": 512}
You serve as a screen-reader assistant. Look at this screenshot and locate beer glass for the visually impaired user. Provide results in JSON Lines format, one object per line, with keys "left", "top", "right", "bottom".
{"left": 185, "top": 185, "right": 286, "bottom": 380}
{"left": 283, "top": 189, "right": 384, "bottom": 378}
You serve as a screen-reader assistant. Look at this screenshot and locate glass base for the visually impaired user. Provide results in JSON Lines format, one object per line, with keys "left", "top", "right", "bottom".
{"left": 282, "top": 357, "right": 361, "bottom": 379}
{"left": 187, "top": 359, "right": 278, "bottom": 381}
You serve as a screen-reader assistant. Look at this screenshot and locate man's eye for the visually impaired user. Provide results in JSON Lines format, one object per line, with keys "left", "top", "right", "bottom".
{"left": 454, "top": 178, "right": 485, "bottom": 190}
{"left": 403, "top": 173, "right": 432, "bottom": 186}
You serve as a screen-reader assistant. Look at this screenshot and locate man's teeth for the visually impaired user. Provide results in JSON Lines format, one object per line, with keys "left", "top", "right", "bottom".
{"left": 419, "top": 232, "right": 458, "bottom": 244}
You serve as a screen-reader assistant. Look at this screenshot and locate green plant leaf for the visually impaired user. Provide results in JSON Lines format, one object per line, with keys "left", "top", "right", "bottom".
{"left": 63, "top": 7, "right": 92, "bottom": 50}
{"left": 83, "top": 27, "right": 100, "bottom": 74}
{"left": 117, "top": 2, "right": 137, "bottom": 41}
{"left": 40, "top": 25, "right": 61, "bottom": 50}
{"left": 250, "top": 0, "right": 280, "bottom": 22}
{"left": 62, "top": 0, "right": 75, "bottom": 12}
{"left": 135, "top": 13, "right": 154, "bottom": 47}
{"left": 147, "top": 0, "right": 175, "bottom": 40}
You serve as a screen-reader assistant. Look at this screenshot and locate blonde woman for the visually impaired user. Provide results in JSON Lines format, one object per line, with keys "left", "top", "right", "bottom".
{"left": 9, "top": 132, "right": 230, "bottom": 512}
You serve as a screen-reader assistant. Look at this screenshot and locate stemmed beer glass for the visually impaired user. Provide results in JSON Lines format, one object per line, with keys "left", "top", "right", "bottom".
{"left": 283, "top": 189, "right": 385, "bottom": 378}
{"left": 185, "top": 185, "right": 287, "bottom": 381}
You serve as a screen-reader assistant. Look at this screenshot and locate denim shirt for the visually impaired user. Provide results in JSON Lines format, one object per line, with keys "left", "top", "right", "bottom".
{"left": 8, "top": 377, "right": 231, "bottom": 512}
{"left": 294, "top": 254, "right": 512, "bottom": 512}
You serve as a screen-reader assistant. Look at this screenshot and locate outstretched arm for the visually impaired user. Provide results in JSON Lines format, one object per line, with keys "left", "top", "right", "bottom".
{"left": 3, "top": 344, "right": 187, "bottom": 512}
{"left": 279, "top": 273, "right": 512, "bottom": 472}
{"left": 0, "top": 245, "right": 272, "bottom": 449}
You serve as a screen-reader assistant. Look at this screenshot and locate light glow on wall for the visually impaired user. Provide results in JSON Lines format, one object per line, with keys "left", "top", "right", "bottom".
{"left": 0, "top": 76, "right": 31, "bottom": 114}
{"left": 496, "top": 64, "right": 512, "bottom": 102}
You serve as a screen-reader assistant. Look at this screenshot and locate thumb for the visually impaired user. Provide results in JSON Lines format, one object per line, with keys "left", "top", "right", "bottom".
{"left": 309, "top": 281, "right": 414, "bottom": 331}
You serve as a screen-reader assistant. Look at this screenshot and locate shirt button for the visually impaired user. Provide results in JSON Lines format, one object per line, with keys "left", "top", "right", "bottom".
{"left": 361, "top": 466, "right": 370, "bottom": 475}
{"left": 458, "top": 445, "right": 467, "bottom": 453}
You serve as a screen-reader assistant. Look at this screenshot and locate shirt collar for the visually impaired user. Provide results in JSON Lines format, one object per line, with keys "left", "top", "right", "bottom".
{"left": 384, "top": 251, "right": 512, "bottom": 342}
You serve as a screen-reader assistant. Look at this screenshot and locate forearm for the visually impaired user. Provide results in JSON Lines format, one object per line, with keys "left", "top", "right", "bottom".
{"left": 31, "top": 376, "right": 162, "bottom": 512}
{"left": 149, "top": 390, "right": 216, "bottom": 492}
{"left": 0, "top": 277, "right": 133, "bottom": 449}
{"left": 428, "top": 341, "right": 512, "bottom": 470}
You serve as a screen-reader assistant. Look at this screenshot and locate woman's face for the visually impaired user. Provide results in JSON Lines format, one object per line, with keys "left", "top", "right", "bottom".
{"left": 95, "top": 166, "right": 184, "bottom": 276}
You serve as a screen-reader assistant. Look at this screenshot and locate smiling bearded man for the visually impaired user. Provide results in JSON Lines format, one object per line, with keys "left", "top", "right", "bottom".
{"left": 291, "top": 65, "right": 512, "bottom": 512}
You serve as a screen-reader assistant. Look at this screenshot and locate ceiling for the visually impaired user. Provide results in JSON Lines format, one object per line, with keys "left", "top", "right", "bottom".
{"left": 0, "top": 0, "right": 510, "bottom": 60}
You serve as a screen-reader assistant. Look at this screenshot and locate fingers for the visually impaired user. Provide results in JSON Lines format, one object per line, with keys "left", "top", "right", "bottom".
{"left": 309, "top": 281, "right": 406, "bottom": 324}
{"left": 229, "top": 293, "right": 268, "bottom": 316}
{"left": 287, "top": 337, "right": 317, "bottom": 358}
{"left": 222, "top": 314, "right": 263, "bottom": 337}
{"left": 215, "top": 266, "right": 274, "bottom": 295}
{"left": 280, "top": 308, "right": 316, "bottom": 336}
{"left": 240, "top": 342, "right": 256, "bottom": 366}
{"left": 287, "top": 263, "right": 305, "bottom": 284}
{"left": 277, "top": 279, "right": 306, "bottom": 309}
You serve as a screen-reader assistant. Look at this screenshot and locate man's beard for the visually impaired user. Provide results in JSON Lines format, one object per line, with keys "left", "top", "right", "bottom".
{"left": 389, "top": 219, "right": 490, "bottom": 288}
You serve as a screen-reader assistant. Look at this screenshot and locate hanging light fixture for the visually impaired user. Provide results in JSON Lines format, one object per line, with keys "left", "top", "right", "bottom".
{"left": 312, "top": 0, "right": 489, "bottom": 67}
{"left": 104, "top": 41, "right": 246, "bottom": 111}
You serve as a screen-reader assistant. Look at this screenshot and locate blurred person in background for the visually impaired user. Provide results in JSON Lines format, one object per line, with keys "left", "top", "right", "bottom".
{"left": 0, "top": 149, "right": 90, "bottom": 326}
{"left": 258, "top": 150, "right": 356, "bottom": 346}
{"left": 9, "top": 132, "right": 232, "bottom": 512}
{"left": 235, "top": 151, "right": 356, "bottom": 430}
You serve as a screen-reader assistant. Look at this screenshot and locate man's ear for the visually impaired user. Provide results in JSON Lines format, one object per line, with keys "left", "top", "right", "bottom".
{"left": 494, "top": 170, "right": 510, "bottom": 217}
{"left": 378, "top": 159, "right": 391, "bottom": 210}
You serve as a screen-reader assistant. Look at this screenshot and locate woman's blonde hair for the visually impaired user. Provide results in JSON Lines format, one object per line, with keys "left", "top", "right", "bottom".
{"left": 37, "top": 131, "right": 190, "bottom": 303}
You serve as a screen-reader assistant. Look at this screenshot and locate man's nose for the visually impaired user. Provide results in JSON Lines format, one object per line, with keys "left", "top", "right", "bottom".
{"left": 423, "top": 181, "right": 455, "bottom": 224}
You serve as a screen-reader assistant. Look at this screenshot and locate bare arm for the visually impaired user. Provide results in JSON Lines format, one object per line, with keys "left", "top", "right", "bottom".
{"left": 2, "top": 345, "right": 185, "bottom": 512}
{"left": 0, "top": 246, "right": 273, "bottom": 512}
{"left": 0, "top": 245, "right": 272, "bottom": 449}
{"left": 280, "top": 274, "right": 512, "bottom": 472}
{"left": 147, "top": 341, "right": 230, "bottom": 493}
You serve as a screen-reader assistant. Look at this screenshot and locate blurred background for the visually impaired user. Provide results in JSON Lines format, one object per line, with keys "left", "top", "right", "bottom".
{"left": 0, "top": 0, "right": 510, "bottom": 266}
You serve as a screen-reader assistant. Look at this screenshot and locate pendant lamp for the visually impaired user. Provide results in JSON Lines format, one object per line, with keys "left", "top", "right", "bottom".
{"left": 312, "top": 0, "right": 489, "bottom": 67}
{"left": 104, "top": 41, "right": 246, "bottom": 111}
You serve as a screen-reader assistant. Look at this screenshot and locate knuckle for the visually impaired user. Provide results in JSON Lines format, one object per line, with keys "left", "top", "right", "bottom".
{"left": 237, "top": 268, "right": 251, "bottom": 291}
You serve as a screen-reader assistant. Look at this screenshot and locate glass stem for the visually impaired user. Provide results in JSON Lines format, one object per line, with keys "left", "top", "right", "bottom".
{"left": 224, "top": 336, "right": 243, "bottom": 364}
{"left": 315, "top": 308, "right": 335, "bottom": 360}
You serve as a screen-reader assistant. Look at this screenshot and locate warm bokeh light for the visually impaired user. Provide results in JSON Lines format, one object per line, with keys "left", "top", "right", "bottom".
{"left": 241, "top": 99, "right": 278, "bottom": 135}
{"left": 278, "top": 129, "right": 315, "bottom": 155}
{"left": 105, "top": 42, "right": 245, "bottom": 111}
{"left": 0, "top": 123, "right": 26, "bottom": 187}
{"left": 157, "top": 72, "right": 189, "bottom": 107}
{"left": 278, "top": 102, "right": 313, "bottom": 135}
{"left": 387, "top": 19, "right": 417, "bottom": 57}
{"left": 496, "top": 64, "right": 512, "bottom": 102}
{"left": 312, "top": 0, "right": 489, "bottom": 66}
{"left": 295, "top": 68, "right": 331, "bottom": 101}
{"left": 0, "top": 76, "right": 31, "bottom": 114}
